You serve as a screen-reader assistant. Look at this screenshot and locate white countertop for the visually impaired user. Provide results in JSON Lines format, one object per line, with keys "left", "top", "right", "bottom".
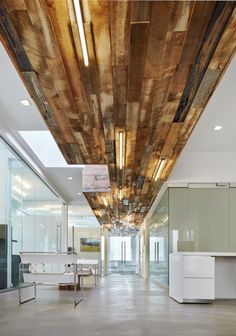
{"left": 77, "top": 259, "right": 99, "bottom": 265}
{"left": 170, "top": 252, "right": 236, "bottom": 257}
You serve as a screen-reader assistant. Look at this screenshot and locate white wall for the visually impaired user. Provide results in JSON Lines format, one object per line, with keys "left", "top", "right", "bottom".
{"left": 68, "top": 226, "right": 101, "bottom": 260}
{"left": 169, "top": 57, "right": 236, "bottom": 184}
{"left": 169, "top": 152, "right": 236, "bottom": 183}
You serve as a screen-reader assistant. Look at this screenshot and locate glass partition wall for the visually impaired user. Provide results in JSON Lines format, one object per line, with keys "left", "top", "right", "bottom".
{"left": 148, "top": 186, "right": 236, "bottom": 287}
{"left": 0, "top": 138, "right": 64, "bottom": 290}
{"left": 148, "top": 190, "right": 169, "bottom": 285}
{"left": 108, "top": 233, "right": 139, "bottom": 274}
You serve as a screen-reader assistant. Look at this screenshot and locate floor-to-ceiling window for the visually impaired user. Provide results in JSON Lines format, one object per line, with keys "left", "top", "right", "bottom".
{"left": 0, "top": 138, "right": 64, "bottom": 290}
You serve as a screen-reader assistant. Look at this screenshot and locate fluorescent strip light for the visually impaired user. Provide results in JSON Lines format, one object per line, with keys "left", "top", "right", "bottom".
{"left": 73, "top": 0, "right": 89, "bottom": 66}
{"left": 103, "top": 196, "right": 108, "bottom": 207}
{"left": 119, "top": 131, "right": 123, "bottom": 169}
{"left": 119, "top": 188, "right": 123, "bottom": 200}
{"left": 154, "top": 159, "right": 166, "bottom": 181}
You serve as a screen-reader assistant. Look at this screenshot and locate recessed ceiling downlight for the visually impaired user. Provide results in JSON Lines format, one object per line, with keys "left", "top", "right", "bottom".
{"left": 214, "top": 125, "right": 223, "bottom": 131}
{"left": 20, "top": 99, "right": 31, "bottom": 106}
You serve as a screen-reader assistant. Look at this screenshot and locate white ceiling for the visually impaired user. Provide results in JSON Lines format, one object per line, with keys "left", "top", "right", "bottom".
{"left": 169, "top": 55, "right": 236, "bottom": 183}
{"left": 0, "top": 42, "right": 108, "bottom": 208}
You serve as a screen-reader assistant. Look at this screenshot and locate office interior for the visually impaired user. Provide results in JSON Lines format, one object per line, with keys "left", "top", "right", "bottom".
{"left": 0, "top": 1, "right": 236, "bottom": 335}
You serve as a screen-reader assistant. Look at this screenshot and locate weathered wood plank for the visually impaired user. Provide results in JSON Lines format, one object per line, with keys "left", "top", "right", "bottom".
{"left": 161, "top": 123, "right": 182, "bottom": 157}
{"left": 127, "top": 22, "right": 149, "bottom": 102}
{"left": 0, "top": 0, "right": 32, "bottom": 70}
{"left": 130, "top": 0, "right": 151, "bottom": 23}
{"left": 109, "top": 1, "right": 130, "bottom": 67}
{"left": 174, "top": 2, "right": 235, "bottom": 122}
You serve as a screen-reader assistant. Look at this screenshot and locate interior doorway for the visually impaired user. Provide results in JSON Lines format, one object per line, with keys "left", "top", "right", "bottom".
{"left": 108, "top": 235, "right": 138, "bottom": 274}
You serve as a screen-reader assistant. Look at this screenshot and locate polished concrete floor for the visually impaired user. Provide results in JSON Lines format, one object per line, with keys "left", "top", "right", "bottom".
{"left": 1, "top": 275, "right": 236, "bottom": 336}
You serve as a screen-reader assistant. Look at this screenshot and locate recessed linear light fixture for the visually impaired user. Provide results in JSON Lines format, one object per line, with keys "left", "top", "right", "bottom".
{"left": 119, "top": 131, "right": 123, "bottom": 169}
{"left": 77, "top": 192, "right": 81, "bottom": 195}
{"left": 73, "top": 0, "right": 89, "bottom": 66}
{"left": 20, "top": 99, "right": 31, "bottom": 106}
{"left": 214, "top": 125, "right": 223, "bottom": 131}
{"left": 103, "top": 196, "right": 108, "bottom": 207}
{"left": 154, "top": 158, "right": 166, "bottom": 181}
{"left": 119, "top": 188, "right": 123, "bottom": 200}
{"left": 68, "top": 177, "right": 73, "bottom": 180}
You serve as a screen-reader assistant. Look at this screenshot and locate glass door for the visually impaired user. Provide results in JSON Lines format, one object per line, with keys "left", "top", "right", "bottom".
{"left": 109, "top": 236, "right": 138, "bottom": 274}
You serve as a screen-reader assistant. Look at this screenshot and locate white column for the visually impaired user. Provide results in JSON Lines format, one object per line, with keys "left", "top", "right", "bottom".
{"left": 103, "top": 228, "right": 109, "bottom": 276}
{"left": 143, "top": 221, "right": 149, "bottom": 278}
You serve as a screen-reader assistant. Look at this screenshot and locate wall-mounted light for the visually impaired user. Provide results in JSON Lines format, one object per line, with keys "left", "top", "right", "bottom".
{"left": 154, "top": 158, "right": 166, "bottom": 181}
{"left": 73, "top": 0, "right": 89, "bottom": 66}
{"left": 119, "top": 131, "right": 123, "bottom": 169}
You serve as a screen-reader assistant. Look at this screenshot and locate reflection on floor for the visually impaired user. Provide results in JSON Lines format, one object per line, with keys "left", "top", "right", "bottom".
{"left": 1, "top": 275, "right": 236, "bottom": 336}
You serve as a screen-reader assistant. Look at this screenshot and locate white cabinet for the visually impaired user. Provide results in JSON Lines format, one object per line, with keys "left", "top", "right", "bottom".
{"left": 183, "top": 278, "right": 215, "bottom": 300}
{"left": 169, "top": 253, "right": 215, "bottom": 303}
{"left": 183, "top": 256, "right": 214, "bottom": 278}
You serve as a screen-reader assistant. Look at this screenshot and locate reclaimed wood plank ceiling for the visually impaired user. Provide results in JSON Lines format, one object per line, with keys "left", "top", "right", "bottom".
{"left": 0, "top": 0, "right": 236, "bottom": 228}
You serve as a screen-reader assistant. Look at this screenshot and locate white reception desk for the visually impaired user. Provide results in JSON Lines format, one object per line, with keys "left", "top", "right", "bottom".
{"left": 169, "top": 252, "right": 236, "bottom": 303}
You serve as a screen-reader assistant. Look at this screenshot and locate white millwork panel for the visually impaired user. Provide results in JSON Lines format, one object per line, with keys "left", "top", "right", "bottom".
{"left": 169, "top": 253, "right": 183, "bottom": 303}
{"left": 170, "top": 252, "right": 236, "bottom": 303}
{"left": 183, "top": 278, "right": 215, "bottom": 300}
{"left": 215, "top": 257, "right": 236, "bottom": 299}
{"left": 169, "top": 253, "right": 215, "bottom": 303}
{"left": 183, "top": 256, "right": 214, "bottom": 278}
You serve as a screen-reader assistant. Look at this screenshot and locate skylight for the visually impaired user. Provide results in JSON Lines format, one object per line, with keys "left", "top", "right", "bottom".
{"left": 19, "top": 130, "right": 85, "bottom": 168}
